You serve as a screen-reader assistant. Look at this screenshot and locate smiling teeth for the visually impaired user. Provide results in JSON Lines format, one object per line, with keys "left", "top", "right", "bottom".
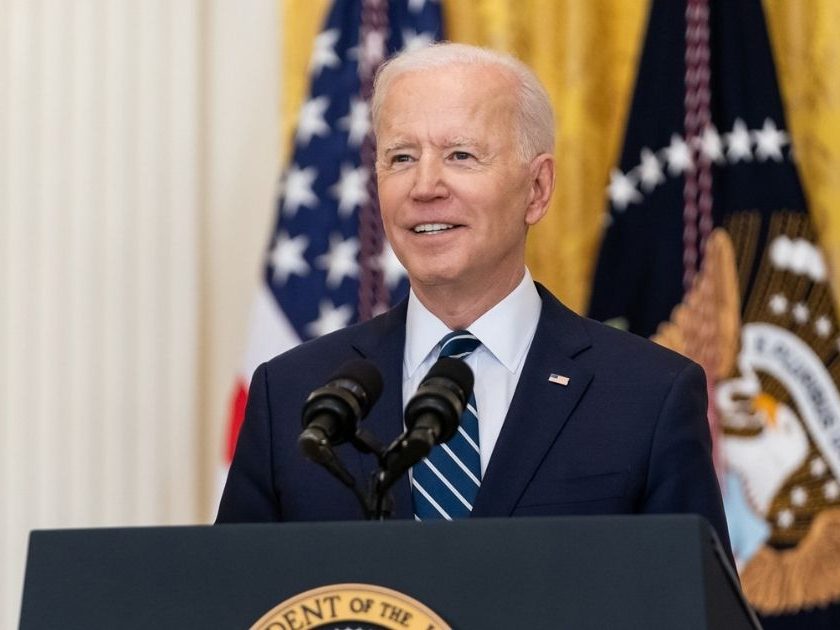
{"left": 413, "top": 223, "right": 455, "bottom": 233}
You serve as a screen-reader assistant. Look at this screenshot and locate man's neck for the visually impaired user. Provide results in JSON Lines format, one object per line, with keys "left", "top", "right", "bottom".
{"left": 411, "top": 266, "right": 527, "bottom": 330}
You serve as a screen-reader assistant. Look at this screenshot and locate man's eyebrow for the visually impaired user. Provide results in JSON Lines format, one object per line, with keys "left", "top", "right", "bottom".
{"left": 443, "top": 136, "right": 481, "bottom": 148}
{"left": 381, "top": 140, "right": 415, "bottom": 153}
{"left": 380, "top": 137, "right": 485, "bottom": 153}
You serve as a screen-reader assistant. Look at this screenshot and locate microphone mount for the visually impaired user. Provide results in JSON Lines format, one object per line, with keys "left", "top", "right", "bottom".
{"left": 297, "top": 357, "right": 474, "bottom": 520}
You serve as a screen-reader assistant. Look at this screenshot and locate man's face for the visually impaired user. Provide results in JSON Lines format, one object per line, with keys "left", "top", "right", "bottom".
{"left": 375, "top": 64, "right": 546, "bottom": 294}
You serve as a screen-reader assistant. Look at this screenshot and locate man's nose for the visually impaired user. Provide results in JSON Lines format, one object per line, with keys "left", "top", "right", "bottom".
{"left": 410, "top": 157, "right": 448, "bottom": 201}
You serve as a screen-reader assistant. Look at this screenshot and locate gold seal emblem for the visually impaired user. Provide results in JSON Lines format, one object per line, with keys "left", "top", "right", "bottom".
{"left": 250, "top": 583, "right": 451, "bottom": 630}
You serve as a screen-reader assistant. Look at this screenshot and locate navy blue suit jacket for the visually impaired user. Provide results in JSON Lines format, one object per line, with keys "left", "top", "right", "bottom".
{"left": 218, "top": 284, "right": 733, "bottom": 561}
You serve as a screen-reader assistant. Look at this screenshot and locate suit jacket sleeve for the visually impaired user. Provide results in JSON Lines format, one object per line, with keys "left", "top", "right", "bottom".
{"left": 643, "top": 360, "right": 734, "bottom": 566}
{"left": 216, "top": 363, "right": 282, "bottom": 522}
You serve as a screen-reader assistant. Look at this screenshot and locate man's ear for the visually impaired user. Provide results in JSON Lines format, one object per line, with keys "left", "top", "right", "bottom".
{"left": 524, "top": 153, "right": 555, "bottom": 226}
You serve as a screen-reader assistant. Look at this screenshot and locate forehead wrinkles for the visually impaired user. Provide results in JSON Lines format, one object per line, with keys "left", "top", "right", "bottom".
{"left": 377, "top": 69, "right": 520, "bottom": 151}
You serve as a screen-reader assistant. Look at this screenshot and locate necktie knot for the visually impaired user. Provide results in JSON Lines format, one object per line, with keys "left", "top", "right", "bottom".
{"left": 438, "top": 330, "right": 481, "bottom": 359}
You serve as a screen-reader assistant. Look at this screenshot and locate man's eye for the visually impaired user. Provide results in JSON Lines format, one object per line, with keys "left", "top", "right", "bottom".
{"left": 391, "top": 154, "right": 413, "bottom": 163}
{"left": 450, "top": 151, "right": 473, "bottom": 161}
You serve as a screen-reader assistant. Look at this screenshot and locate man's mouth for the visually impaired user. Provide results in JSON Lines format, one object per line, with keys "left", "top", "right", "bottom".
{"left": 412, "top": 223, "right": 458, "bottom": 234}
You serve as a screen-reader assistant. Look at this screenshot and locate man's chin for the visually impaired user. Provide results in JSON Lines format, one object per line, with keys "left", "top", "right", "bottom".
{"left": 407, "top": 269, "right": 465, "bottom": 290}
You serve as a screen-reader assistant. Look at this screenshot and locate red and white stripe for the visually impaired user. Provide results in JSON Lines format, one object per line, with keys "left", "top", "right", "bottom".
{"left": 223, "top": 286, "right": 301, "bottom": 468}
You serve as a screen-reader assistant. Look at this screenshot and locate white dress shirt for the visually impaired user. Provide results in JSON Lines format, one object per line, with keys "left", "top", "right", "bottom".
{"left": 403, "top": 268, "right": 543, "bottom": 475}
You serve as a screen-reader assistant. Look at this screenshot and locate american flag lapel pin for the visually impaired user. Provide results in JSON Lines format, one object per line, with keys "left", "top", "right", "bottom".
{"left": 548, "top": 373, "right": 570, "bottom": 386}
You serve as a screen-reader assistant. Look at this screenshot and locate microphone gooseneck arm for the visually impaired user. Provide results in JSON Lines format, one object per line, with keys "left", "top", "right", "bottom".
{"left": 372, "top": 358, "right": 474, "bottom": 518}
{"left": 297, "top": 359, "right": 384, "bottom": 519}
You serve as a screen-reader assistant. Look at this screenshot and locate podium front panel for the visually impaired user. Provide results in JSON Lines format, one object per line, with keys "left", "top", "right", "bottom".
{"left": 20, "top": 515, "right": 756, "bottom": 629}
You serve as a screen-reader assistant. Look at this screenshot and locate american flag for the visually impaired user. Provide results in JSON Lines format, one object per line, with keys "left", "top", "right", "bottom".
{"left": 224, "top": 0, "right": 443, "bottom": 464}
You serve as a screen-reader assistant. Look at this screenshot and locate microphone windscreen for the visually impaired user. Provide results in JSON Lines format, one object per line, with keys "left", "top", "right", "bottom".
{"left": 425, "top": 356, "right": 474, "bottom": 401}
{"left": 330, "top": 358, "right": 384, "bottom": 406}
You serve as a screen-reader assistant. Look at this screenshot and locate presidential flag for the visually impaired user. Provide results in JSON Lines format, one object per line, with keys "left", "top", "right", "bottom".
{"left": 588, "top": 0, "right": 840, "bottom": 627}
{"left": 224, "top": 0, "right": 442, "bottom": 465}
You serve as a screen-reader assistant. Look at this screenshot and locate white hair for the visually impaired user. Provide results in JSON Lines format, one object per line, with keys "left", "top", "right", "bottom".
{"left": 371, "top": 42, "right": 555, "bottom": 162}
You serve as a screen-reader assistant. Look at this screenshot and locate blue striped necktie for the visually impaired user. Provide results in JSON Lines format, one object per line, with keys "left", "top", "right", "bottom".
{"left": 412, "top": 330, "right": 482, "bottom": 520}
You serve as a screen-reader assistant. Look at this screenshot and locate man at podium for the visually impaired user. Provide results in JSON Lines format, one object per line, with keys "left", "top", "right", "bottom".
{"left": 218, "top": 43, "right": 733, "bottom": 564}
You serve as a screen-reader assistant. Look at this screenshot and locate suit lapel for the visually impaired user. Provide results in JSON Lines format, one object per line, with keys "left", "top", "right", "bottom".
{"left": 341, "top": 286, "right": 595, "bottom": 520}
{"left": 349, "top": 300, "right": 413, "bottom": 519}
{"left": 472, "top": 286, "right": 594, "bottom": 517}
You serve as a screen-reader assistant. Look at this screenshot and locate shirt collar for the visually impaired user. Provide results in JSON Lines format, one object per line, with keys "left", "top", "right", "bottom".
{"left": 404, "top": 268, "right": 542, "bottom": 377}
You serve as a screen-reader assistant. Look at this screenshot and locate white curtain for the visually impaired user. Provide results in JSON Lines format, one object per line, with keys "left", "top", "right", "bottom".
{"left": 0, "top": 1, "right": 279, "bottom": 626}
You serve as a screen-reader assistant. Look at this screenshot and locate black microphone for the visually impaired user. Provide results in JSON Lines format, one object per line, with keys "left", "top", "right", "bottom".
{"left": 381, "top": 357, "right": 474, "bottom": 484}
{"left": 298, "top": 359, "right": 384, "bottom": 464}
